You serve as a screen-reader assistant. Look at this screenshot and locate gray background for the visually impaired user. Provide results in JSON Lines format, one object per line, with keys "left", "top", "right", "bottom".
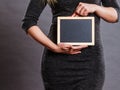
{"left": 0, "top": 0, "right": 120, "bottom": 90}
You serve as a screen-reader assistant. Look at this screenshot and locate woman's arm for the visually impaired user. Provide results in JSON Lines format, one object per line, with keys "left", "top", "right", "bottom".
{"left": 28, "top": 26, "right": 59, "bottom": 52}
{"left": 72, "top": 2, "right": 119, "bottom": 23}
{"left": 94, "top": 5, "right": 118, "bottom": 22}
{"left": 22, "top": 0, "right": 87, "bottom": 54}
{"left": 27, "top": 25, "right": 88, "bottom": 54}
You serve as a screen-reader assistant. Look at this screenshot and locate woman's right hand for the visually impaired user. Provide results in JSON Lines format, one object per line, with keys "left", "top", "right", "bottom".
{"left": 27, "top": 26, "right": 88, "bottom": 55}
{"left": 54, "top": 43, "right": 88, "bottom": 54}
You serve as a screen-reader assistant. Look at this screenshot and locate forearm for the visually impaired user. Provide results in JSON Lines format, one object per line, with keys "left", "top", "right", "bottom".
{"left": 27, "top": 26, "right": 58, "bottom": 52}
{"left": 95, "top": 5, "right": 118, "bottom": 22}
{"left": 73, "top": 2, "right": 118, "bottom": 22}
{"left": 26, "top": 25, "right": 86, "bottom": 54}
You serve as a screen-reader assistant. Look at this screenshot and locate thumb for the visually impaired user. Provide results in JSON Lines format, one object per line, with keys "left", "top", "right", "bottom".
{"left": 58, "top": 43, "right": 72, "bottom": 50}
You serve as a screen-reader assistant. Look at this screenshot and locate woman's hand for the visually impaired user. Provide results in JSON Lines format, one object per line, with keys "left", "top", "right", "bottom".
{"left": 72, "top": 2, "right": 118, "bottom": 22}
{"left": 72, "top": 2, "right": 97, "bottom": 16}
{"left": 27, "top": 26, "right": 88, "bottom": 55}
{"left": 53, "top": 43, "right": 88, "bottom": 55}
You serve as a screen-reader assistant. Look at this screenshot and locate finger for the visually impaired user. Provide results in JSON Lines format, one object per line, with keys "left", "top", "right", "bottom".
{"left": 72, "top": 13, "right": 76, "bottom": 17}
{"left": 76, "top": 6, "right": 83, "bottom": 15}
{"left": 80, "top": 45, "right": 88, "bottom": 48}
{"left": 74, "top": 13, "right": 79, "bottom": 17}
{"left": 72, "top": 12, "right": 80, "bottom": 17}
{"left": 68, "top": 48, "right": 81, "bottom": 54}
{"left": 63, "top": 43, "right": 72, "bottom": 48}
{"left": 78, "top": 45, "right": 88, "bottom": 50}
{"left": 71, "top": 46, "right": 82, "bottom": 50}
{"left": 75, "top": 14, "right": 80, "bottom": 17}
{"left": 70, "top": 51, "right": 81, "bottom": 55}
{"left": 80, "top": 8, "right": 87, "bottom": 16}
{"left": 58, "top": 43, "right": 71, "bottom": 48}
{"left": 76, "top": 2, "right": 82, "bottom": 10}
{"left": 81, "top": 6, "right": 89, "bottom": 16}
{"left": 72, "top": 45, "right": 88, "bottom": 50}
{"left": 58, "top": 43, "right": 72, "bottom": 51}
{"left": 83, "top": 12, "right": 88, "bottom": 16}
{"left": 75, "top": 2, "right": 84, "bottom": 15}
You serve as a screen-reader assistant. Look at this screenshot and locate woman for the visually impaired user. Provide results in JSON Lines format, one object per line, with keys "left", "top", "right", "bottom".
{"left": 22, "top": 0, "right": 120, "bottom": 90}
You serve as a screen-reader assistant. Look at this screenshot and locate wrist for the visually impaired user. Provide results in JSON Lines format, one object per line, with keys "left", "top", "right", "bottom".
{"left": 94, "top": 4, "right": 101, "bottom": 13}
{"left": 93, "top": 4, "right": 99, "bottom": 12}
{"left": 51, "top": 44, "right": 62, "bottom": 53}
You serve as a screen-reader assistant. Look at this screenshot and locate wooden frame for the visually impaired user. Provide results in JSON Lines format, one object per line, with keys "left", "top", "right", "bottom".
{"left": 57, "top": 16, "right": 95, "bottom": 46}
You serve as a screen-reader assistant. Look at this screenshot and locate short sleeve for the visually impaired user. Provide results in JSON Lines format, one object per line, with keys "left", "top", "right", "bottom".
{"left": 22, "top": 0, "right": 47, "bottom": 32}
{"left": 101, "top": 0, "right": 120, "bottom": 22}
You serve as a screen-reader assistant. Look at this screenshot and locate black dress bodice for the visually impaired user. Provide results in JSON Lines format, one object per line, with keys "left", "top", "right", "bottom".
{"left": 22, "top": 0, "right": 120, "bottom": 32}
{"left": 22, "top": 1, "right": 120, "bottom": 90}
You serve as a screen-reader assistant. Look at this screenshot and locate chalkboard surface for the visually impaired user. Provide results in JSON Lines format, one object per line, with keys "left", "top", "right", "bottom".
{"left": 57, "top": 17, "right": 95, "bottom": 45}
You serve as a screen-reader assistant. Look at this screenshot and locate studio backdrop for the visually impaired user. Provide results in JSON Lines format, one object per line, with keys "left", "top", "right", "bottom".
{"left": 0, "top": 0, "right": 120, "bottom": 90}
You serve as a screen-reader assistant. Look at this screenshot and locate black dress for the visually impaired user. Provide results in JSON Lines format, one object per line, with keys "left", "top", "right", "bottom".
{"left": 22, "top": 0, "right": 120, "bottom": 90}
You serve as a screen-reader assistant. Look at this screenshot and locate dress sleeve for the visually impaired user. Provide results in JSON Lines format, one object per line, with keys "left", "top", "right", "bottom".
{"left": 22, "top": 0, "right": 47, "bottom": 32}
{"left": 101, "top": 0, "right": 120, "bottom": 22}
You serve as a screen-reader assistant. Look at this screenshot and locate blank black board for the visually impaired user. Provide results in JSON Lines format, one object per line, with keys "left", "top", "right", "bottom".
{"left": 57, "top": 17, "right": 95, "bottom": 46}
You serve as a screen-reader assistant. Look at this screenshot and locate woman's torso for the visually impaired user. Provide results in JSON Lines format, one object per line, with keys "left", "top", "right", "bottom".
{"left": 48, "top": 0, "right": 102, "bottom": 47}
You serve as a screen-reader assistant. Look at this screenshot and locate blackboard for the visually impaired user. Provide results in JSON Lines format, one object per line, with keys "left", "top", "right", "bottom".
{"left": 57, "top": 17, "right": 95, "bottom": 46}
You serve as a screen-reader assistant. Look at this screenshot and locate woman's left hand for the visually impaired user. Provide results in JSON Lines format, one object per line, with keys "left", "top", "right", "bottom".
{"left": 72, "top": 2, "right": 97, "bottom": 17}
